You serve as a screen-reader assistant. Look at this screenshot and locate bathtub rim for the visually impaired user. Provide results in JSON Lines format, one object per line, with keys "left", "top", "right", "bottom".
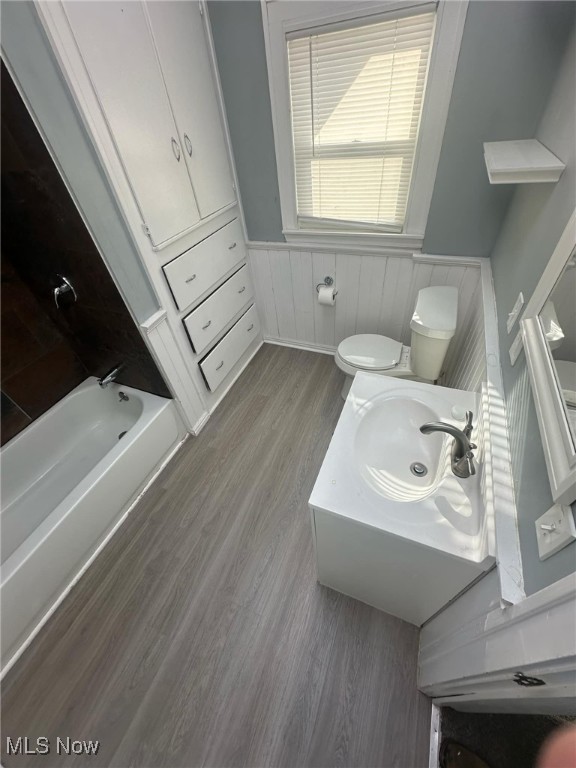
{"left": 1, "top": 378, "right": 173, "bottom": 576}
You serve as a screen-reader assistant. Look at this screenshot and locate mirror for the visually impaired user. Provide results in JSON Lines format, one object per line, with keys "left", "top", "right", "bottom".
{"left": 521, "top": 211, "right": 576, "bottom": 505}
{"left": 538, "top": 249, "right": 576, "bottom": 445}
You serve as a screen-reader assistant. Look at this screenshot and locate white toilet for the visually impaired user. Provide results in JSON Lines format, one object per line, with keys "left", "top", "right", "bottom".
{"left": 335, "top": 286, "right": 458, "bottom": 399}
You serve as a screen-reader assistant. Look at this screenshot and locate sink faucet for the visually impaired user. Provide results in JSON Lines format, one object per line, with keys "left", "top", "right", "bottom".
{"left": 98, "top": 364, "right": 122, "bottom": 388}
{"left": 420, "top": 411, "right": 477, "bottom": 479}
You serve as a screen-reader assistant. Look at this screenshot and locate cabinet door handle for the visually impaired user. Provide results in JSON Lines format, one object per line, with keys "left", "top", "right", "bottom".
{"left": 185, "top": 274, "right": 197, "bottom": 283}
{"left": 184, "top": 133, "right": 193, "bottom": 157}
{"left": 216, "top": 361, "right": 224, "bottom": 370}
{"left": 171, "top": 137, "right": 181, "bottom": 162}
{"left": 238, "top": 286, "right": 246, "bottom": 294}
{"left": 247, "top": 324, "right": 254, "bottom": 332}
{"left": 228, "top": 242, "right": 237, "bottom": 250}
{"left": 202, "top": 320, "right": 212, "bottom": 330}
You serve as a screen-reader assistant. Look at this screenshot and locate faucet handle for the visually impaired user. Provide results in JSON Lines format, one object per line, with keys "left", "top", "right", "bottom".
{"left": 463, "top": 410, "right": 474, "bottom": 440}
{"left": 453, "top": 450, "right": 476, "bottom": 478}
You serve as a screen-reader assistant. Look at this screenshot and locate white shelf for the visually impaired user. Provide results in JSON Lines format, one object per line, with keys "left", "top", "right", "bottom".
{"left": 483, "top": 139, "right": 565, "bottom": 184}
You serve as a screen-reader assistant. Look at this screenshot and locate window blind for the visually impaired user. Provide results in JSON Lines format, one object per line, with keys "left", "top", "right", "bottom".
{"left": 287, "top": 10, "right": 436, "bottom": 233}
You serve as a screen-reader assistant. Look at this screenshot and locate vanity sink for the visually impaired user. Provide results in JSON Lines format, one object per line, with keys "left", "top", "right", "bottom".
{"left": 355, "top": 395, "right": 444, "bottom": 502}
{"left": 309, "top": 372, "right": 495, "bottom": 626}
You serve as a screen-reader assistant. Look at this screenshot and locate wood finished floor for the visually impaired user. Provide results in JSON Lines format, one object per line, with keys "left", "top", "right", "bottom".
{"left": 2, "top": 345, "right": 430, "bottom": 768}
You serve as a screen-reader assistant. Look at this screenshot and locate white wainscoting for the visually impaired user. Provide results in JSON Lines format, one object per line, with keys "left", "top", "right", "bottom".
{"left": 248, "top": 245, "right": 486, "bottom": 392}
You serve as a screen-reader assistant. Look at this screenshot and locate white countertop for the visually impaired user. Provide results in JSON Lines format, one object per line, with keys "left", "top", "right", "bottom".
{"left": 309, "top": 372, "right": 494, "bottom": 567}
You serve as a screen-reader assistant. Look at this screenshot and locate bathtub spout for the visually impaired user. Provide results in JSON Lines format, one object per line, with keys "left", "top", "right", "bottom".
{"left": 98, "top": 365, "right": 122, "bottom": 388}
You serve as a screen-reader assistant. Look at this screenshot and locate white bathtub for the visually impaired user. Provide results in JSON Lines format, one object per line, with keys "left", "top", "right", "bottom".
{"left": 1, "top": 377, "right": 185, "bottom": 672}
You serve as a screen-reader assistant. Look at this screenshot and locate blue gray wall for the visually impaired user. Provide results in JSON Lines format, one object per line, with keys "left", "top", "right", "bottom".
{"left": 209, "top": 1, "right": 572, "bottom": 255}
{"left": 424, "top": 0, "right": 573, "bottom": 257}
{"left": 208, "top": 1, "right": 283, "bottom": 242}
{"left": 1, "top": 1, "right": 160, "bottom": 323}
{"left": 491, "top": 25, "right": 576, "bottom": 596}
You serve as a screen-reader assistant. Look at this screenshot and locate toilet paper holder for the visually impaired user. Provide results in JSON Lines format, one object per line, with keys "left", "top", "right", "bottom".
{"left": 316, "top": 276, "right": 338, "bottom": 297}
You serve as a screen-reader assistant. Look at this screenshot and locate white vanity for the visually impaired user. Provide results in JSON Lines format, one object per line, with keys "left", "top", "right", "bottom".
{"left": 309, "top": 373, "right": 495, "bottom": 626}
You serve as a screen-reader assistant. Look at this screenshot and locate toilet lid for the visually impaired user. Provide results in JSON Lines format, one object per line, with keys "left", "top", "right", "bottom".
{"left": 337, "top": 334, "right": 402, "bottom": 371}
{"left": 555, "top": 360, "right": 576, "bottom": 407}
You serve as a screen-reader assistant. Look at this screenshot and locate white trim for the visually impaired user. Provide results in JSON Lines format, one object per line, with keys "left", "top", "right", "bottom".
{"left": 1, "top": 433, "right": 188, "bottom": 679}
{"left": 479, "top": 259, "right": 525, "bottom": 604}
{"left": 414, "top": 252, "right": 485, "bottom": 267}
{"left": 248, "top": 238, "right": 422, "bottom": 257}
{"left": 282, "top": 230, "right": 424, "bottom": 254}
{"left": 149, "top": 201, "right": 237, "bottom": 252}
{"left": 428, "top": 704, "right": 441, "bottom": 768}
{"left": 140, "top": 309, "right": 168, "bottom": 333}
{"left": 264, "top": 337, "right": 336, "bottom": 356}
{"left": 249, "top": 240, "right": 487, "bottom": 265}
{"left": 261, "top": 0, "right": 468, "bottom": 245}
{"left": 418, "top": 570, "right": 576, "bottom": 710}
{"left": 140, "top": 312, "right": 208, "bottom": 434}
{"left": 520, "top": 210, "right": 576, "bottom": 505}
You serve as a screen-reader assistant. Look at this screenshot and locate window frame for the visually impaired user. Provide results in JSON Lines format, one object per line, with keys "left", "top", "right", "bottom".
{"left": 261, "top": 0, "right": 469, "bottom": 251}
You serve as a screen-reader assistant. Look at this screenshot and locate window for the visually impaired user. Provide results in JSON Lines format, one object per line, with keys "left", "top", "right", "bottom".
{"left": 262, "top": 1, "right": 468, "bottom": 249}
{"left": 287, "top": 12, "right": 435, "bottom": 234}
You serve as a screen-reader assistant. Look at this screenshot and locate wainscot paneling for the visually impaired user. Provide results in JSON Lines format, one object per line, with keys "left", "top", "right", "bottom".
{"left": 248, "top": 246, "right": 486, "bottom": 392}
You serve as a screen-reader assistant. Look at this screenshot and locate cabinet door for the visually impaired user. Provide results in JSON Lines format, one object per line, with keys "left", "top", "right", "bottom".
{"left": 63, "top": 1, "right": 200, "bottom": 246}
{"left": 146, "top": 1, "right": 236, "bottom": 219}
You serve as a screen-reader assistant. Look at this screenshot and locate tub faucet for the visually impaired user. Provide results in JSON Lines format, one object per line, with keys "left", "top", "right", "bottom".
{"left": 420, "top": 411, "right": 477, "bottom": 479}
{"left": 98, "top": 365, "right": 122, "bottom": 388}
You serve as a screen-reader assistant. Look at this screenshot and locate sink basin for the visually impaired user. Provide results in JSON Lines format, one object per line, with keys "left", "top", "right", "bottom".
{"left": 355, "top": 396, "right": 446, "bottom": 502}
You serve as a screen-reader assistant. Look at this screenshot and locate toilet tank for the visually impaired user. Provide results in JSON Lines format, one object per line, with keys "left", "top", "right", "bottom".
{"left": 410, "top": 286, "right": 458, "bottom": 380}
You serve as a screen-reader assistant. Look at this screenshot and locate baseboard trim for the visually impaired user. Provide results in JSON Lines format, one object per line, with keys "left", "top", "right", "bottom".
{"left": 264, "top": 336, "right": 336, "bottom": 356}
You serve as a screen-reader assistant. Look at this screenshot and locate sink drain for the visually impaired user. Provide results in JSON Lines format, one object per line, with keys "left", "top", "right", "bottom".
{"left": 410, "top": 462, "right": 428, "bottom": 477}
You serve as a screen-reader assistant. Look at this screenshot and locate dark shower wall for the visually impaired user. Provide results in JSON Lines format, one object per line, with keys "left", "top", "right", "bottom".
{"left": 1, "top": 62, "right": 170, "bottom": 446}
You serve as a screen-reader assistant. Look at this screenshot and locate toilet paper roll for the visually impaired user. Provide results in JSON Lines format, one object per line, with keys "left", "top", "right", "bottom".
{"left": 318, "top": 285, "right": 336, "bottom": 306}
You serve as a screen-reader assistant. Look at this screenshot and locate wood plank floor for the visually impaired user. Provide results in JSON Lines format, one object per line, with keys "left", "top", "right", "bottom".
{"left": 2, "top": 345, "right": 431, "bottom": 768}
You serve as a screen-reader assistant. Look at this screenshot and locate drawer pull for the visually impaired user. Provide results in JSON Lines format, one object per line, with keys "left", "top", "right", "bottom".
{"left": 216, "top": 361, "right": 224, "bottom": 370}
{"left": 202, "top": 320, "right": 212, "bottom": 330}
{"left": 185, "top": 274, "right": 197, "bottom": 283}
{"left": 228, "top": 242, "right": 237, "bottom": 250}
{"left": 238, "top": 286, "right": 246, "bottom": 294}
{"left": 171, "top": 137, "right": 181, "bottom": 162}
{"left": 184, "top": 133, "right": 193, "bottom": 157}
{"left": 247, "top": 324, "right": 254, "bottom": 332}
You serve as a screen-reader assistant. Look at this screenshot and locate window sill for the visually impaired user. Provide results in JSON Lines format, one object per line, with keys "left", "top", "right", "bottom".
{"left": 282, "top": 228, "right": 424, "bottom": 255}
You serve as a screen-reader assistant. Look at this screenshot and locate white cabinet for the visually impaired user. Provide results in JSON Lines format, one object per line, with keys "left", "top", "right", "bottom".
{"left": 63, "top": 1, "right": 201, "bottom": 247}
{"left": 199, "top": 305, "right": 260, "bottom": 392}
{"left": 183, "top": 265, "right": 253, "bottom": 355}
{"left": 146, "top": 1, "right": 235, "bottom": 218}
{"left": 162, "top": 218, "right": 245, "bottom": 310}
{"left": 62, "top": 0, "right": 235, "bottom": 249}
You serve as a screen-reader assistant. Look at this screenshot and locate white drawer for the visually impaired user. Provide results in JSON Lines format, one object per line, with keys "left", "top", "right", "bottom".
{"left": 200, "top": 304, "right": 260, "bottom": 392}
{"left": 183, "top": 264, "right": 253, "bottom": 355}
{"left": 163, "top": 218, "right": 245, "bottom": 310}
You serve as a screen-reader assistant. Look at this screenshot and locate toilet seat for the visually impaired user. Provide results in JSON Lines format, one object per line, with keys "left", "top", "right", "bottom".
{"left": 336, "top": 334, "right": 402, "bottom": 371}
